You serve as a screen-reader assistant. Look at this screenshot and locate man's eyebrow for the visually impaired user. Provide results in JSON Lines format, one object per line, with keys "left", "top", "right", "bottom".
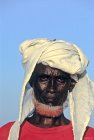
{"left": 56, "top": 74, "right": 68, "bottom": 77}
{"left": 38, "top": 74, "right": 50, "bottom": 77}
{"left": 38, "top": 73, "right": 69, "bottom": 78}
{"left": 56, "top": 75, "right": 70, "bottom": 78}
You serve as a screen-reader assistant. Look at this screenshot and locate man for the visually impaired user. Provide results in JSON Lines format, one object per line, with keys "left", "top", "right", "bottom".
{"left": 0, "top": 39, "right": 94, "bottom": 140}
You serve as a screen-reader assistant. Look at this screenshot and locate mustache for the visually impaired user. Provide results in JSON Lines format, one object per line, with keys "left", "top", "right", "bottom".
{"left": 36, "top": 91, "right": 67, "bottom": 106}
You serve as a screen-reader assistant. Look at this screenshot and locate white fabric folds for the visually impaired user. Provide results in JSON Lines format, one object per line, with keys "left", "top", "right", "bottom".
{"left": 8, "top": 39, "right": 94, "bottom": 140}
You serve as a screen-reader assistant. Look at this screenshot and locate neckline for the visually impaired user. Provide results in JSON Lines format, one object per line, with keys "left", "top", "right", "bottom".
{"left": 22, "top": 120, "right": 72, "bottom": 134}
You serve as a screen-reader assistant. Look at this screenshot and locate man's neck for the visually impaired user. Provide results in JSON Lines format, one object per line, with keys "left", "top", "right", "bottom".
{"left": 26, "top": 111, "right": 70, "bottom": 128}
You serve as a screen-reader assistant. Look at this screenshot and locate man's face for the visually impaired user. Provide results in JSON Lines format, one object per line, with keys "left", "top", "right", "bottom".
{"left": 29, "top": 64, "right": 72, "bottom": 106}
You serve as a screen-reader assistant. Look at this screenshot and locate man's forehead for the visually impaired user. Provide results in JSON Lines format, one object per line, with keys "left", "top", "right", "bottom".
{"left": 34, "top": 63, "right": 69, "bottom": 76}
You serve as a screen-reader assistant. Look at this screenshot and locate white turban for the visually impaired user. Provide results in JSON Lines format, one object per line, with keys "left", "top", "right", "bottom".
{"left": 8, "top": 39, "right": 94, "bottom": 140}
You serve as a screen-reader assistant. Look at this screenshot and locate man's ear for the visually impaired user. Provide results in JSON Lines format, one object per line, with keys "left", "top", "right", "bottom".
{"left": 29, "top": 80, "right": 33, "bottom": 87}
{"left": 29, "top": 72, "right": 35, "bottom": 87}
{"left": 69, "top": 79, "right": 76, "bottom": 92}
{"left": 29, "top": 76, "right": 34, "bottom": 87}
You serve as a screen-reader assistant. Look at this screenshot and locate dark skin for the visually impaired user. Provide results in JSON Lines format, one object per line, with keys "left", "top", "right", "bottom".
{"left": 27, "top": 63, "right": 76, "bottom": 128}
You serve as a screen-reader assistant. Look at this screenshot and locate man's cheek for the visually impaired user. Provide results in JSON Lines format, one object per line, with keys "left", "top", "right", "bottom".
{"left": 38, "top": 83, "right": 48, "bottom": 92}
{"left": 57, "top": 85, "right": 65, "bottom": 92}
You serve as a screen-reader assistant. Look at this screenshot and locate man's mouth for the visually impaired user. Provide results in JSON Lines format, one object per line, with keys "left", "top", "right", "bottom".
{"left": 44, "top": 96, "right": 56, "bottom": 105}
{"left": 39, "top": 94, "right": 60, "bottom": 105}
{"left": 47, "top": 97, "right": 54, "bottom": 101}
{"left": 39, "top": 95, "right": 62, "bottom": 106}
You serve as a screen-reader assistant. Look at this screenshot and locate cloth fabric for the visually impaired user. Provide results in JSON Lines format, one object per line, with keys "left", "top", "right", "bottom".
{"left": 8, "top": 39, "right": 94, "bottom": 140}
{"left": 1, "top": 121, "right": 94, "bottom": 140}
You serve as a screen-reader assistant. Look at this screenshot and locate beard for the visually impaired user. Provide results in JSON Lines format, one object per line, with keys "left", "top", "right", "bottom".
{"left": 32, "top": 94, "right": 63, "bottom": 118}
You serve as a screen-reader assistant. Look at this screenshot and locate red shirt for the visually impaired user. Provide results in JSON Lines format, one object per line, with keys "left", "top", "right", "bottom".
{"left": 0, "top": 121, "right": 94, "bottom": 140}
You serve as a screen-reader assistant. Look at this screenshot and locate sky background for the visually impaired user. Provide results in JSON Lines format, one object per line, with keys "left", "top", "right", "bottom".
{"left": 0, "top": 0, "right": 94, "bottom": 127}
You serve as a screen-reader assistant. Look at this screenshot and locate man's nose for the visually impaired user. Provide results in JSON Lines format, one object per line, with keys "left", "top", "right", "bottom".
{"left": 49, "top": 78, "right": 55, "bottom": 93}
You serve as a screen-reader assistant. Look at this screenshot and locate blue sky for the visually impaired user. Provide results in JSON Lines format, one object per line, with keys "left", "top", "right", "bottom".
{"left": 0, "top": 0, "right": 94, "bottom": 127}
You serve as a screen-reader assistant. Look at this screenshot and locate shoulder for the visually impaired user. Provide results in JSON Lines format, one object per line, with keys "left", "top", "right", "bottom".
{"left": 1, "top": 121, "right": 14, "bottom": 131}
{"left": 0, "top": 122, "right": 14, "bottom": 140}
{"left": 86, "top": 126, "right": 94, "bottom": 133}
{"left": 84, "top": 126, "right": 94, "bottom": 139}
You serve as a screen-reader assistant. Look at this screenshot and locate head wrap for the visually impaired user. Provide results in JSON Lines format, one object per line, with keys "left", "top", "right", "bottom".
{"left": 8, "top": 39, "right": 94, "bottom": 140}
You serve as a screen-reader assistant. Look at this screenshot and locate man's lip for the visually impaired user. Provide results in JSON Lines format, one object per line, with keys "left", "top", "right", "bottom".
{"left": 47, "top": 93, "right": 55, "bottom": 98}
{"left": 47, "top": 97, "right": 55, "bottom": 101}
{"left": 48, "top": 98, "right": 53, "bottom": 101}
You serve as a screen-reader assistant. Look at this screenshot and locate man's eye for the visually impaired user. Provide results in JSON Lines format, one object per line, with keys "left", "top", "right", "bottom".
{"left": 39, "top": 75, "right": 49, "bottom": 81}
{"left": 57, "top": 77, "right": 67, "bottom": 83}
